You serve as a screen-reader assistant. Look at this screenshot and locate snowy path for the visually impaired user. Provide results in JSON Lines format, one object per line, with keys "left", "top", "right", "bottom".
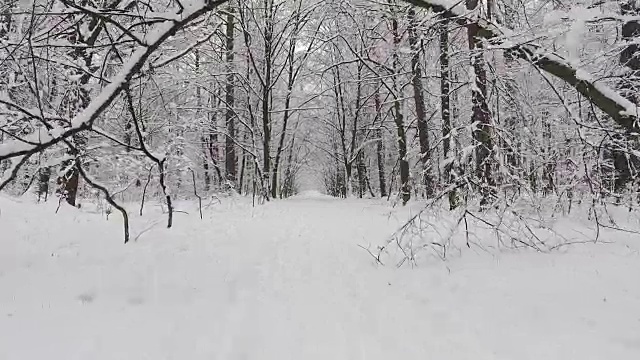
{"left": 1, "top": 194, "right": 640, "bottom": 359}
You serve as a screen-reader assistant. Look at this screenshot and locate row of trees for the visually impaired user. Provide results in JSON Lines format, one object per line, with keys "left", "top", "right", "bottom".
{"left": 0, "top": 0, "right": 316, "bottom": 206}
{"left": 1, "top": 0, "right": 640, "bottom": 241}
{"left": 317, "top": 0, "right": 640, "bottom": 210}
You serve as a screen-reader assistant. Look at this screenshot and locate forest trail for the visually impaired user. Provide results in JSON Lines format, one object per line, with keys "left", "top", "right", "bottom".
{"left": 1, "top": 194, "right": 640, "bottom": 359}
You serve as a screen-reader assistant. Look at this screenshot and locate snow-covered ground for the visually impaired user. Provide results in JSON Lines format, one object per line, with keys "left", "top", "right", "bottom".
{"left": 1, "top": 194, "right": 640, "bottom": 359}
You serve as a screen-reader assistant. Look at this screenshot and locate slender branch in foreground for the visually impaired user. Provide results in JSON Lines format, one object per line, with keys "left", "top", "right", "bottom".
{"left": 126, "top": 87, "right": 173, "bottom": 228}
{"left": 76, "top": 161, "right": 130, "bottom": 244}
{"left": 190, "top": 169, "right": 203, "bottom": 220}
{"left": 140, "top": 165, "right": 154, "bottom": 216}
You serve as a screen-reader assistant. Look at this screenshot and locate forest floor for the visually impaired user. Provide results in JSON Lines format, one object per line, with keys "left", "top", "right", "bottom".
{"left": 1, "top": 191, "right": 640, "bottom": 359}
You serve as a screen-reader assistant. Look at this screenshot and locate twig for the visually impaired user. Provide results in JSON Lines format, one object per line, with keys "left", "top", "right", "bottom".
{"left": 358, "top": 244, "right": 384, "bottom": 265}
{"left": 139, "top": 165, "right": 154, "bottom": 216}
{"left": 190, "top": 169, "right": 203, "bottom": 220}
{"left": 134, "top": 220, "right": 161, "bottom": 242}
{"left": 76, "top": 161, "right": 130, "bottom": 244}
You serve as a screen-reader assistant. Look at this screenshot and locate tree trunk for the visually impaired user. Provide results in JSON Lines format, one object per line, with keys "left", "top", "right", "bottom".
{"left": 0, "top": 2, "right": 11, "bottom": 39}
{"left": 37, "top": 167, "right": 51, "bottom": 202}
{"left": 208, "top": 90, "right": 224, "bottom": 185}
{"left": 37, "top": 70, "right": 57, "bottom": 201}
{"left": 332, "top": 136, "right": 344, "bottom": 197}
{"left": 56, "top": 0, "right": 127, "bottom": 206}
{"left": 543, "top": 120, "right": 555, "bottom": 195}
{"left": 467, "top": 0, "right": 495, "bottom": 207}
{"left": 408, "top": 6, "right": 434, "bottom": 198}
{"left": 272, "top": 30, "right": 296, "bottom": 199}
{"left": 238, "top": 130, "right": 248, "bottom": 194}
{"left": 374, "top": 88, "right": 388, "bottom": 198}
{"left": 332, "top": 61, "right": 349, "bottom": 197}
{"left": 613, "top": 1, "right": 640, "bottom": 194}
{"left": 621, "top": 1, "right": 640, "bottom": 73}
{"left": 347, "top": 60, "right": 364, "bottom": 197}
{"left": 281, "top": 136, "right": 296, "bottom": 198}
{"left": 261, "top": 0, "right": 274, "bottom": 200}
{"left": 194, "top": 50, "right": 211, "bottom": 192}
{"left": 439, "top": 18, "right": 459, "bottom": 210}
{"left": 57, "top": 9, "right": 99, "bottom": 206}
{"left": 390, "top": 2, "right": 410, "bottom": 205}
{"left": 356, "top": 151, "right": 367, "bottom": 198}
{"left": 225, "top": 5, "right": 237, "bottom": 187}
{"left": 202, "top": 139, "right": 211, "bottom": 192}
{"left": 58, "top": 113, "right": 88, "bottom": 206}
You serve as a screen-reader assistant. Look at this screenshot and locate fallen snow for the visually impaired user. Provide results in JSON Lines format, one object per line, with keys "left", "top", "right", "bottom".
{"left": 1, "top": 195, "right": 640, "bottom": 359}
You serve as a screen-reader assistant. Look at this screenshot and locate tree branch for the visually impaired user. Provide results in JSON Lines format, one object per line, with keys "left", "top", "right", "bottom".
{"left": 404, "top": 0, "right": 639, "bottom": 132}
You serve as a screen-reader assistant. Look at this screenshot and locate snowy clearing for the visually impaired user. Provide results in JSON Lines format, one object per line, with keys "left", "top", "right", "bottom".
{"left": 1, "top": 195, "right": 640, "bottom": 359}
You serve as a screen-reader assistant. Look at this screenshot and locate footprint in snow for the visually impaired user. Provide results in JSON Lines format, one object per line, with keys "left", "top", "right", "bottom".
{"left": 127, "top": 296, "right": 145, "bottom": 306}
{"left": 77, "top": 292, "right": 95, "bottom": 304}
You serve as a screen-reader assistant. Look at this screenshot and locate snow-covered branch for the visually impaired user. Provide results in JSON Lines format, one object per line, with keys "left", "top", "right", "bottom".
{"left": 404, "top": 0, "right": 639, "bottom": 132}
{"left": 0, "top": 0, "right": 230, "bottom": 163}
